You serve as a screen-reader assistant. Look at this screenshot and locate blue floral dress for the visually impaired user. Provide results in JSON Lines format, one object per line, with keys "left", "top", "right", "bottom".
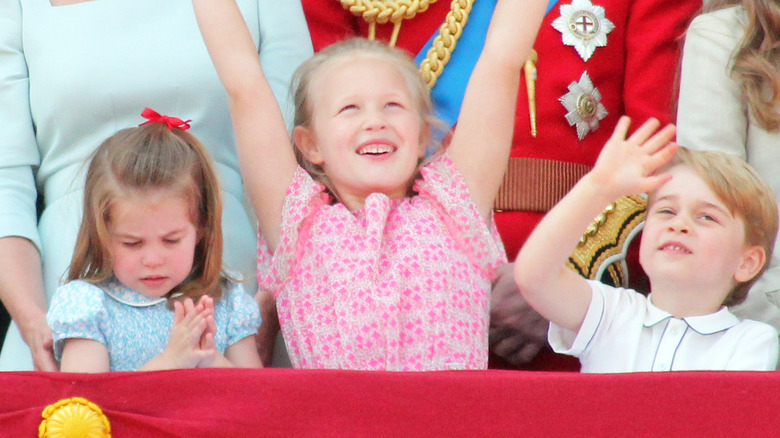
{"left": 47, "top": 278, "right": 260, "bottom": 371}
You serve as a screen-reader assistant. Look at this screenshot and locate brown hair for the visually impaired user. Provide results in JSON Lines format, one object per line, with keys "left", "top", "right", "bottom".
{"left": 290, "top": 37, "right": 443, "bottom": 197}
{"left": 707, "top": 0, "right": 780, "bottom": 131}
{"left": 69, "top": 122, "right": 226, "bottom": 301}
{"left": 653, "top": 147, "right": 779, "bottom": 306}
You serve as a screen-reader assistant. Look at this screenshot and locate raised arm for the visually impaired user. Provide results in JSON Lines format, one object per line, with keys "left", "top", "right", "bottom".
{"left": 447, "top": 0, "right": 547, "bottom": 221}
{"left": 513, "top": 118, "right": 677, "bottom": 332}
{"left": 193, "top": 0, "right": 298, "bottom": 251}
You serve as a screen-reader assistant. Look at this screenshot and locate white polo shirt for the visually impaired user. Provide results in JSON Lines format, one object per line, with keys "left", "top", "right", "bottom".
{"left": 549, "top": 280, "right": 779, "bottom": 373}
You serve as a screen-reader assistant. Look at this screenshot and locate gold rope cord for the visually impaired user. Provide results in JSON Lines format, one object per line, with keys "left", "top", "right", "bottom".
{"left": 418, "top": 0, "right": 474, "bottom": 87}
{"left": 339, "top": 0, "right": 437, "bottom": 45}
{"left": 339, "top": 0, "right": 473, "bottom": 87}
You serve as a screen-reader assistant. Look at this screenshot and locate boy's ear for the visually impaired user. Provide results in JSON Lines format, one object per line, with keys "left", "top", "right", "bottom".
{"left": 734, "top": 245, "right": 766, "bottom": 283}
{"left": 293, "top": 125, "right": 324, "bottom": 165}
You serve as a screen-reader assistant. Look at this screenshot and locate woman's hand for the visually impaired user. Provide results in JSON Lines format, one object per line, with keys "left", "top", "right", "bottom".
{"left": 255, "top": 289, "right": 279, "bottom": 366}
{"left": 19, "top": 314, "right": 57, "bottom": 371}
{"left": 0, "top": 237, "right": 57, "bottom": 371}
{"left": 489, "top": 263, "right": 548, "bottom": 365}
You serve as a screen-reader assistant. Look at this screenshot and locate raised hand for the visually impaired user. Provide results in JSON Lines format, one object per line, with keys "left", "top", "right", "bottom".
{"left": 514, "top": 117, "right": 678, "bottom": 334}
{"left": 590, "top": 117, "right": 678, "bottom": 197}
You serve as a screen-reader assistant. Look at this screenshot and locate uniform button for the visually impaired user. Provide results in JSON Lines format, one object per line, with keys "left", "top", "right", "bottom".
{"left": 670, "top": 326, "right": 681, "bottom": 336}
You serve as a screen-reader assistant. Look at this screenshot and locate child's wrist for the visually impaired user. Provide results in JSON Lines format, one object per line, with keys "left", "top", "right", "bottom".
{"left": 157, "top": 349, "right": 180, "bottom": 369}
{"left": 579, "top": 173, "right": 620, "bottom": 204}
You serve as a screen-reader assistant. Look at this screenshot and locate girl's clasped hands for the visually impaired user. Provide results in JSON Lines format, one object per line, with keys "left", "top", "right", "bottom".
{"left": 164, "top": 296, "right": 220, "bottom": 369}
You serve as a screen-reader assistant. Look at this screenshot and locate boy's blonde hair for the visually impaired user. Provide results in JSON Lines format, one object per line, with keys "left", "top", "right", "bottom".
{"left": 290, "top": 38, "right": 442, "bottom": 197}
{"left": 69, "top": 123, "right": 226, "bottom": 301}
{"left": 654, "top": 147, "right": 778, "bottom": 306}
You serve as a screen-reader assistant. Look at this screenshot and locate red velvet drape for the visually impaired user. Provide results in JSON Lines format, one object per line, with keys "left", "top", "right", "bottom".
{"left": 3, "top": 369, "right": 779, "bottom": 437}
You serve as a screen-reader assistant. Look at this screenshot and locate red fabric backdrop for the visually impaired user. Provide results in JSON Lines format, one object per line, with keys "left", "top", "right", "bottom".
{"left": 4, "top": 369, "right": 780, "bottom": 437}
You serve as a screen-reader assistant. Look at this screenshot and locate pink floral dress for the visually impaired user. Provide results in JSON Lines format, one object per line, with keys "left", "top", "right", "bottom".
{"left": 258, "top": 154, "right": 506, "bottom": 370}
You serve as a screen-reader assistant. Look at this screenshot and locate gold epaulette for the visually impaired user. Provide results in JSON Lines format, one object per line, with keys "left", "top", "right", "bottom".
{"left": 566, "top": 194, "right": 647, "bottom": 287}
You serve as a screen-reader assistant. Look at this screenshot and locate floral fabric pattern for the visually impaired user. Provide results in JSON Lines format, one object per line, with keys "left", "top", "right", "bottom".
{"left": 258, "top": 154, "right": 506, "bottom": 370}
{"left": 47, "top": 279, "right": 260, "bottom": 371}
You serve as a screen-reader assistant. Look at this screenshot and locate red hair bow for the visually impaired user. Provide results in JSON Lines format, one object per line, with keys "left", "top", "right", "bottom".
{"left": 139, "top": 107, "right": 192, "bottom": 131}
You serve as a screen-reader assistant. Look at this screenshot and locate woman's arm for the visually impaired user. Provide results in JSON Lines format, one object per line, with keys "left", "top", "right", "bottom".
{"left": 0, "top": 238, "right": 56, "bottom": 371}
{"left": 447, "top": 0, "right": 547, "bottom": 221}
{"left": 193, "top": 0, "right": 299, "bottom": 252}
{"left": 0, "top": 0, "right": 56, "bottom": 372}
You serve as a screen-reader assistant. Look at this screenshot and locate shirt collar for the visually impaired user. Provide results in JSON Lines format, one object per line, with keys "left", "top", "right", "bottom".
{"left": 683, "top": 308, "right": 740, "bottom": 335}
{"left": 102, "top": 279, "right": 168, "bottom": 307}
{"left": 643, "top": 294, "right": 739, "bottom": 335}
{"left": 643, "top": 294, "right": 673, "bottom": 328}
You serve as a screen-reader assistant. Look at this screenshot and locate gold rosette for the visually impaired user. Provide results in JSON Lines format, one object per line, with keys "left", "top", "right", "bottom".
{"left": 39, "top": 397, "right": 111, "bottom": 438}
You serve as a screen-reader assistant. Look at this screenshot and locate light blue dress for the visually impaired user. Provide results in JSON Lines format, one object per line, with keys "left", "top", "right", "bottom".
{"left": 0, "top": 0, "right": 312, "bottom": 370}
{"left": 47, "top": 279, "right": 261, "bottom": 371}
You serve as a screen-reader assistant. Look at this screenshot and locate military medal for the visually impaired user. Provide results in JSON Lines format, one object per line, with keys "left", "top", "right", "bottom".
{"left": 559, "top": 72, "right": 607, "bottom": 140}
{"left": 551, "top": 0, "right": 614, "bottom": 62}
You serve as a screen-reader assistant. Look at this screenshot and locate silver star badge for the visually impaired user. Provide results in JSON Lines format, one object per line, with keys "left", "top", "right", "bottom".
{"left": 552, "top": 0, "right": 615, "bottom": 62}
{"left": 559, "top": 71, "right": 608, "bottom": 140}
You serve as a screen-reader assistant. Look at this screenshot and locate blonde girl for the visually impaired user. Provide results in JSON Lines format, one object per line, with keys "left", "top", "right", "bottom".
{"left": 47, "top": 110, "right": 262, "bottom": 371}
{"left": 194, "top": 0, "right": 548, "bottom": 370}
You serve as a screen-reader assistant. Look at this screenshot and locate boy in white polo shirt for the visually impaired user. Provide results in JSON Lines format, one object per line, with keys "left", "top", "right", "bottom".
{"left": 513, "top": 117, "right": 779, "bottom": 372}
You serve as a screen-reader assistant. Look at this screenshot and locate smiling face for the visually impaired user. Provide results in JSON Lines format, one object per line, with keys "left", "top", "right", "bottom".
{"left": 108, "top": 189, "right": 199, "bottom": 298}
{"left": 640, "top": 165, "right": 763, "bottom": 307}
{"left": 293, "top": 54, "right": 429, "bottom": 210}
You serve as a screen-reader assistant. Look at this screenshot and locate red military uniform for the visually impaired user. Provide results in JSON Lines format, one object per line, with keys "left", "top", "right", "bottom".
{"left": 302, "top": 0, "right": 700, "bottom": 262}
